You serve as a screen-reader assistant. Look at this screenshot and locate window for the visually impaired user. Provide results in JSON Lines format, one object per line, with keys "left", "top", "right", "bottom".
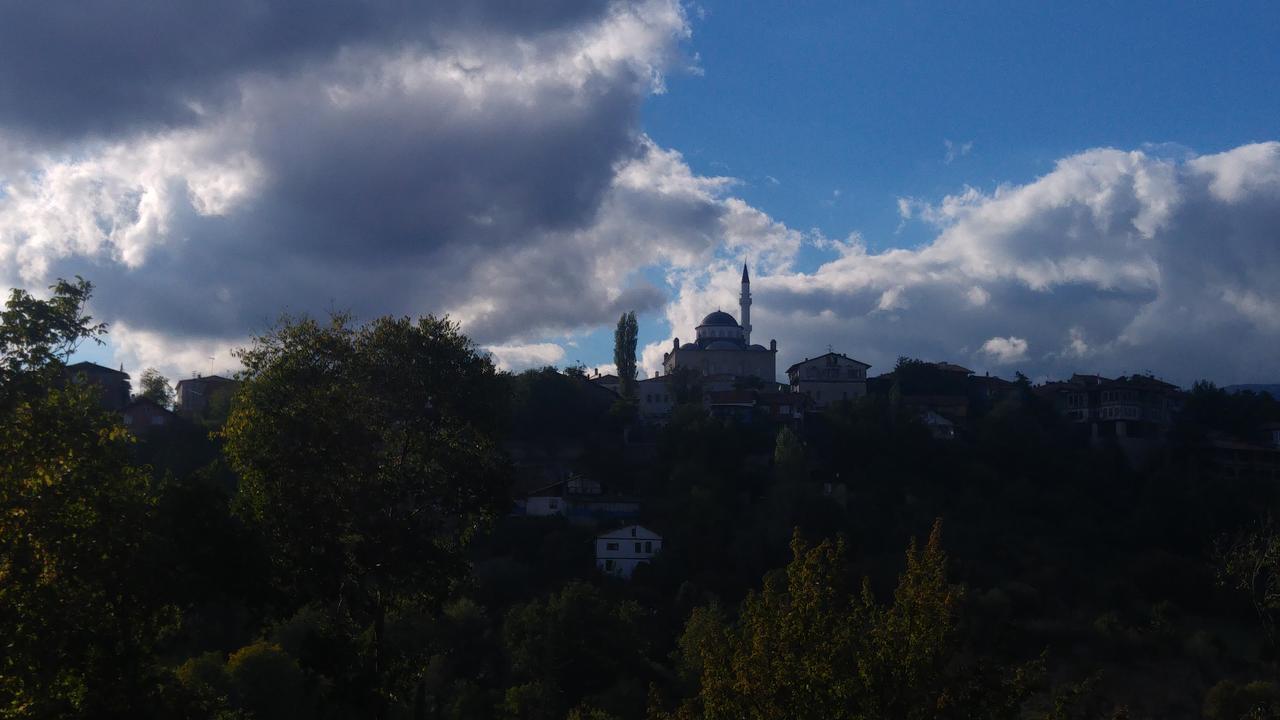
{"left": 122, "top": 415, "right": 133, "bottom": 425}
{"left": 630, "top": 527, "right": 636, "bottom": 537}
{"left": 605, "top": 559, "right": 615, "bottom": 571}
{"left": 644, "top": 541, "right": 653, "bottom": 553}
{"left": 549, "top": 500, "right": 559, "bottom": 510}
{"left": 606, "top": 542, "right": 619, "bottom": 551}
{"left": 635, "top": 542, "right": 642, "bottom": 553}
{"left": 150, "top": 415, "right": 164, "bottom": 425}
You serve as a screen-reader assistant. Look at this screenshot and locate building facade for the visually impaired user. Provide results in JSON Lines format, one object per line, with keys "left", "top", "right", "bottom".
{"left": 595, "top": 524, "right": 663, "bottom": 579}
{"left": 121, "top": 397, "right": 180, "bottom": 433}
{"left": 175, "top": 375, "right": 239, "bottom": 418}
{"left": 661, "top": 265, "right": 777, "bottom": 384}
{"left": 786, "top": 352, "right": 871, "bottom": 408}
{"left": 63, "top": 361, "right": 131, "bottom": 411}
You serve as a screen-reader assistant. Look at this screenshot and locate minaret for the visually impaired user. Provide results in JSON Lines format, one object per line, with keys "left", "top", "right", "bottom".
{"left": 740, "top": 263, "right": 752, "bottom": 345}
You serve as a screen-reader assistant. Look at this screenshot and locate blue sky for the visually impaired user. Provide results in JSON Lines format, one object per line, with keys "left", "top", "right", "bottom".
{"left": 647, "top": 1, "right": 1279, "bottom": 247}
{"left": 5, "top": 0, "right": 1278, "bottom": 385}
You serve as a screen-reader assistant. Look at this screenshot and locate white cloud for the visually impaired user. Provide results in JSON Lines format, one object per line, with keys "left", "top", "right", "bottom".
{"left": 484, "top": 342, "right": 566, "bottom": 371}
{"left": 111, "top": 322, "right": 244, "bottom": 383}
{"left": 944, "top": 139, "right": 973, "bottom": 164}
{"left": 980, "top": 336, "right": 1029, "bottom": 364}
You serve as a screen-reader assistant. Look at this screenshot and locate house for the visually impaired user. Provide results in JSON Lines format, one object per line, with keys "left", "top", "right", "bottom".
{"left": 1198, "top": 433, "right": 1280, "bottom": 484}
{"left": 1037, "top": 373, "right": 1182, "bottom": 437}
{"left": 866, "top": 360, "right": 973, "bottom": 417}
{"left": 1036, "top": 373, "right": 1183, "bottom": 467}
{"left": 1262, "top": 422, "right": 1280, "bottom": 449}
{"left": 522, "top": 476, "right": 641, "bottom": 525}
{"left": 637, "top": 375, "right": 675, "bottom": 419}
{"left": 589, "top": 371, "right": 622, "bottom": 396}
{"left": 705, "top": 388, "right": 809, "bottom": 425}
{"left": 175, "top": 375, "right": 239, "bottom": 418}
{"left": 121, "top": 397, "right": 180, "bottom": 433}
{"left": 786, "top": 352, "right": 871, "bottom": 408}
{"left": 63, "top": 361, "right": 131, "bottom": 411}
{"left": 921, "top": 410, "right": 957, "bottom": 440}
{"left": 595, "top": 524, "right": 663, "bottom": 578}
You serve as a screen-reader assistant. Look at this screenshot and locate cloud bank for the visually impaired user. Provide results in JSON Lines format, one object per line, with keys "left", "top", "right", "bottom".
{"left": 642, "top": 143, "right": 1280, "bottom": 386}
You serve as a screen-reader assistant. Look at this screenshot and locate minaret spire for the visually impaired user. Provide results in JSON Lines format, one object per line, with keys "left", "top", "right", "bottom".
{"left": 740, "top": 263, "right": 752, "bottom": 345}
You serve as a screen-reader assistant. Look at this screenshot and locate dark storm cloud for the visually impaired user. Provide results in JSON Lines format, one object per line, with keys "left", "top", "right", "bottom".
{"left": 0, "top": 0, "right": 608, "bottom": 141}
{"left": 0, "top": 0, "right": 695, "bottom": 373}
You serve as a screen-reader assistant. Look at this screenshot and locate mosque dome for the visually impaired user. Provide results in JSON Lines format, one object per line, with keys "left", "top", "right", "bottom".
{"left": 698, "top": 310, "right": 739, "bottom": 327}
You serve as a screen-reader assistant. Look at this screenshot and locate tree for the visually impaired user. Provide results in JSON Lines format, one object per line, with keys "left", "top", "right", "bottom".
{"left": 772, "top": 427, "right": 807, "bottom": 484}
{"left": 0, "top": 277, "right": 104, "bottom": 407}
{"left": 503, "top": 581, "right": 649, "bottom": 719}
{"left": 614, "top": 311, "right": 638, "bottom": 399}
{"left": 222, "top": 312, "right": 510, "bottom": 715}
{"left": 0, "top": 279, "right": 171, "bottom": 716}
{"left": 1215, "top": 520, "right": 1280, "bottom": 648}
{"left": 138, "top": 367, "right": 175, "bottom": 408}
{"left": 656, "top": 521, "right": 1038, "bottom": 720}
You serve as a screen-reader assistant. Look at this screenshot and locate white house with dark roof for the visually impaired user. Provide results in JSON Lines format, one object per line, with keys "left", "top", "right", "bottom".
{"left": 595, "top": 524, "right": 662, "bottom": 578}
{"left": 786, "top": 352, "right": 871, "bottom": 408}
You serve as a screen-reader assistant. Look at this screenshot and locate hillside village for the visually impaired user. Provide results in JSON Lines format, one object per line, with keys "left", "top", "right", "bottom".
{"left": 63, "top": 266, "right": 1280, "bottom": 584}
{"left": 22, "top": 276, "right": 1280, "bottom": 718}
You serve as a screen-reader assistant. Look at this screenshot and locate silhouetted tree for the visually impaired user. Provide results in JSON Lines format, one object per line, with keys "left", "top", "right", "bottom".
{"left": 614, "top": 311, "right": 638, "bottom": 399}
{"left": 138, "top": 367, "right": 175, "bottom": 408}
{"left": 223, "top": 312, "right": 510, "bottom": 715}
{"left": 0, "top": 279, "right": 170, "bottom": 716}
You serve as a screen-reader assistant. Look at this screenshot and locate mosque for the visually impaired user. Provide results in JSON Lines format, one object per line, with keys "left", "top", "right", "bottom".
{"left": 660, "top": 265, "right": 777, "bottom": 383}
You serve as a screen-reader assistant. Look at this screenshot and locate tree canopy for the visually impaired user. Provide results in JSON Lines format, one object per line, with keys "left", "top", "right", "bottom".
{"left": 0, "top": 279, "right": 170, "bottom": 717}
{"left": 614, "top": 311, "right": 638, "bottom": 398}
{"left": 138, "top": 367, "right": 175, "bottom": 408}
{"left": 222, "top": 312, "right": 511, "bottom": 713}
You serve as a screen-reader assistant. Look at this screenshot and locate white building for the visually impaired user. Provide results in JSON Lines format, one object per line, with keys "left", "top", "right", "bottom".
{"left": 786, "top": 352, "right": 871, "bottom": 408}
{"left": 595, "top": 524, "right": 663, "bottom": 579}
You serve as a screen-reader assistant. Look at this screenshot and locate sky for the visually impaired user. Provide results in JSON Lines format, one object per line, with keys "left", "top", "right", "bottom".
{"left": 1, "top": 0, "right": 1278, "bottom": 387}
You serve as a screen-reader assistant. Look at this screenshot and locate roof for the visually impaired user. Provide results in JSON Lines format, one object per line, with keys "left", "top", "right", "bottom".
{"left": 64, "top": 361, "right": 129, "bottom": 378}
{"left": 176, "top": 374, "right": 237, "bottom": 388}
{"left": 741, "top": 263, "right": 750, "bottom": 283}
{"left": 697, "top": 310, "right": 739, "bottom": 328}
{"left": 785, "top": 352, "right": 872, "bottom": 373}
{"left": 922, "top": 410, "right": 955, "bottom": 427}
{"left": 596, "top": 524, "right": 662, "bottom": 540}
{"left": 931, "top": 362, "right": 973, "bottom": 375}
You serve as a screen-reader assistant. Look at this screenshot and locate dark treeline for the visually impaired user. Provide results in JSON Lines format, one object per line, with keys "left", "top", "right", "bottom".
{"left": 3, "top": 280, "right": 1280, "bottom": 719}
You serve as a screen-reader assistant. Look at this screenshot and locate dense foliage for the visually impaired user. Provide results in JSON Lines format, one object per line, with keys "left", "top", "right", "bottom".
{"left": 614, "top": 312, "right": 639, "bottom": 399}
{"left": 3, "top": 279, "right": 1280, "bottom": 719}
